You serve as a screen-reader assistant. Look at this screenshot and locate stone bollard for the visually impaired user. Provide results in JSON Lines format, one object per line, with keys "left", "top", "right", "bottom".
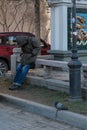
{"left": 11, "top": 48, "right": 21, "bottom": 76}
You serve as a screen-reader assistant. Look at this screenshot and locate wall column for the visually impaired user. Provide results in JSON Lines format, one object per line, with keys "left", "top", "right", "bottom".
{"left": 48, "top": 0, "right": 70, "bottom": 51}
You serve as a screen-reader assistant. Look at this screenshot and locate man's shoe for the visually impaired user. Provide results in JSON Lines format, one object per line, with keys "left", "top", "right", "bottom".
{"left": 9, "top": 84, "right": 21, "bottom": 90}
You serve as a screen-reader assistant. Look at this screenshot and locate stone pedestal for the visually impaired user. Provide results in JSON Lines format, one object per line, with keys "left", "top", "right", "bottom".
{"left": 48, "top": 50, "right": 87, "bottom": 64}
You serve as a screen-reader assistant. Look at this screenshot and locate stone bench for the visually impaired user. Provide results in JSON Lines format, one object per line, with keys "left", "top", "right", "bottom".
{"left": 35, "top": 60, "right": 87, "bottom": 87}
{"left": 35, "top": 59, "right": 68, "bottom": 78}
{"left": 10, "top": 48, "right": 87, "bottom": 87}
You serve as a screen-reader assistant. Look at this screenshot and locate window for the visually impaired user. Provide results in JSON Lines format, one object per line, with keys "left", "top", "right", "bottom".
{"left": 7, "top": 36, "right": 17, "bottom": 45}
{"left": 0, "top": 36, "right": 17, "bottom": 45}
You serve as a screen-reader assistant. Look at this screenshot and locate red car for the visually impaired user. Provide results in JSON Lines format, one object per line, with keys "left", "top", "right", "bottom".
{"left": 0, "top": 32, "right": 50, "bottom": 75}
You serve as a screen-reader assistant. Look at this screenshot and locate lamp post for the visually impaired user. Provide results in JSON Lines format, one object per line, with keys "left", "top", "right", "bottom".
{"left": 68, "top": 0, "right": 82, "bottom": 101}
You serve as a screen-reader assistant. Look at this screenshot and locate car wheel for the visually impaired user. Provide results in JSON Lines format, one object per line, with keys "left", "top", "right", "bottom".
{"left": 0, "top": 60, "right": 8, "bottom": 76}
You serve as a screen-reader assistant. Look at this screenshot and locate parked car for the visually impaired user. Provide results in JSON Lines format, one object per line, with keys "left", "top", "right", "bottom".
{"left": 0, "top": 32, "right": 50, "bottom": 75}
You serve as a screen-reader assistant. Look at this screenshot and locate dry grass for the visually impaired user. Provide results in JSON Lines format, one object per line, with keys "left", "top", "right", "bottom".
{"left": 0, "top": 77, "right": 87, "bottom": 116}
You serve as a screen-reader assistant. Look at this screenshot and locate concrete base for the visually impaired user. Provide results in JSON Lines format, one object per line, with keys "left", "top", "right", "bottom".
{"left": 48, "top": 50, "right": 87, "bottom": 64}
{"left": 48, "top": 50, "right": 71, "bottom": 61}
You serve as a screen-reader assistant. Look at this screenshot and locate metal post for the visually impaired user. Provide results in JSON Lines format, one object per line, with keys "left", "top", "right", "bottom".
{"left": 68, "top": 0, "right": 82, "bottom": 101}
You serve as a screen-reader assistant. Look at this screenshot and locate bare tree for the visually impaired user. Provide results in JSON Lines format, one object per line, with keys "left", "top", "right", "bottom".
{"left": 0, "top": 0, "right": 50, "bottom": 43}
{"left": 34, "top": 0, "right": 40, "bottom": 41}
{"left": 40, "top": 0, "right": 50, "bottom": 42}
{"left": 0, "top": 0, "right": 34, "bottom": 32}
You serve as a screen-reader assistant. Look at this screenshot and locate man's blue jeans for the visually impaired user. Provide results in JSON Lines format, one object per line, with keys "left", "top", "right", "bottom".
{"left": 13, "top": 63, "right": 31, "bottom": 86}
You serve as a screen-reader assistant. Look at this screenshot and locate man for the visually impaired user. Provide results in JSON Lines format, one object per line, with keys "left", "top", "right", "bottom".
{"left": 9, "top": 35, "right": 40, "bottom": 90}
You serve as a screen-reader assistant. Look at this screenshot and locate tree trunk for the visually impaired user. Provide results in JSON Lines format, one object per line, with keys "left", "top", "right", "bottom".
{"left": 34, "top": 0, "right": 40, "bottom": 41}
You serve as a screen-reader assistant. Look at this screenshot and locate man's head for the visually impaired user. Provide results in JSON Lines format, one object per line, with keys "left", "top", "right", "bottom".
{"left": 16, "top": 36, "right": 28, "bottom": 47}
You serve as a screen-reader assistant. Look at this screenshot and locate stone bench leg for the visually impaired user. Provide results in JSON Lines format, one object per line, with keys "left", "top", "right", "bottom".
{"left": 43, "top": 65, "right": 52, "bottom": 79}
{"left": 11, "top": 48, "right": 21, "bottom": 77}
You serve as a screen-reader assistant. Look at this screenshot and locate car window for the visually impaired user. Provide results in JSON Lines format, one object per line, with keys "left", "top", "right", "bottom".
{"left": 0, "top": 38, "right": 2, "bottom": 44}
{"left": 8, "top": 36, "right": 17, "bottom": 45}
{"left": 40, "top": 41, "right": 44, "bottom": 47}
{"left": 0, "top": 36, "right": 17, "bottom": 45}
{"left": 0, "top": 37, "right": 8, "bottom": 45}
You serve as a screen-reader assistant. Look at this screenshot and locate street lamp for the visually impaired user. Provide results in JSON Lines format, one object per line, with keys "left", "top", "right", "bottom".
{"left": 68, "top": 0, "right": 82, "bottom": 101}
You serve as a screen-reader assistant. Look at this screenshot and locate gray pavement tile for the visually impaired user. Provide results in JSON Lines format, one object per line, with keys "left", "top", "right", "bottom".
{"left": 0, "top": 103, "right": 81, "bottom": 130}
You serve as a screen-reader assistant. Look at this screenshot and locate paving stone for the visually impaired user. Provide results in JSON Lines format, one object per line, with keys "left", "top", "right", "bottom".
{"left": 0, "top": 102, "right": 81, "bottom": 130}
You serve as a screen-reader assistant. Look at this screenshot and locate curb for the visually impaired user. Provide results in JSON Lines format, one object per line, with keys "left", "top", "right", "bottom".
{"left": 0, "top": 93, "right": 87, "bottom": 130}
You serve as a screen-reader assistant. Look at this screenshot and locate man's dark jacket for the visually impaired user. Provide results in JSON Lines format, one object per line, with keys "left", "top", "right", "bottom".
{"left": 16, "top": 36, "right": 40, "bottom": 65}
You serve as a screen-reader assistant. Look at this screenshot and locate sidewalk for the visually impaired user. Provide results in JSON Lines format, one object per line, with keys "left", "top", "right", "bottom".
{"left": 0, "top": 94, "right": 82, "bottom": 130}
{"left": 0, "top": 93, "right": 87, "bottom": 130}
